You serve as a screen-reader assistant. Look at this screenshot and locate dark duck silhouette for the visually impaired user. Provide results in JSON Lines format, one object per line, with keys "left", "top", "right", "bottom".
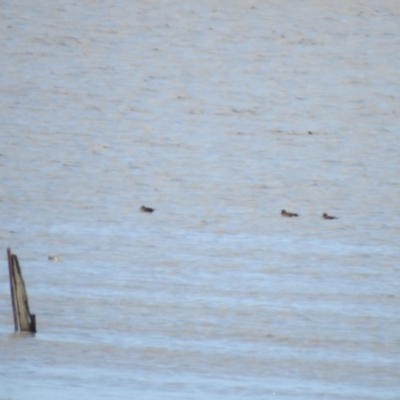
{"left": 322, "top": 213, "right": 337, "bottom": 220}
{"left": 281, "top": 209, "right": 299, "bottom": 217}
{"left": 140, "top": 205, "right": 155, "bottom": 213}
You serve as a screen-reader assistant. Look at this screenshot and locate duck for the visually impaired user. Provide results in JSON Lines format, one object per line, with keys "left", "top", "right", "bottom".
{"left": 140, "top": 205, "right": 155, "bottom": 213}
{"left": 281, "top": 209, "right": 299, "bottom": 217}
{"left": 322, "top": 213, "right": 337, "bottom": 220}
{"left": 48, "top": 256, "right": 59, "bottom": 262}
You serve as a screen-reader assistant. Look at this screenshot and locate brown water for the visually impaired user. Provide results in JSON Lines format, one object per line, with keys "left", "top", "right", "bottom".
{"left": 1, "top": 1, "right": 400, "bottom": 399}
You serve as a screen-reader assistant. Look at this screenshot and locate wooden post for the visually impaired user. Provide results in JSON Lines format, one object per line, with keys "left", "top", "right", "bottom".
{"left": 7, "top": 248, "right": 18, "bottom": 331}
{"left": 7, "top": 248, "right": 36, "bottom": 333}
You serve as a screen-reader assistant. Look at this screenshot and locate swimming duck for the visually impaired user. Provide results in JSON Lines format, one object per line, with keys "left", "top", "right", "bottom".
{"left": 48, "top": 256, "right": 59, "bottom": 262}
{"left": 281, "top": 209, "right": 299, "bottom": 217}
{"left": 322, "top": 213, "right": 337, "bottom": 220}
{"left": 140, "top": 205, "right": 155, "bottom": 213}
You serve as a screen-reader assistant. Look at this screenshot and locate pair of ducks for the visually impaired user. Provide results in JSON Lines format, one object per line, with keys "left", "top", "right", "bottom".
{"left": 281, "top": 210, "right": 338, "bottom": 219}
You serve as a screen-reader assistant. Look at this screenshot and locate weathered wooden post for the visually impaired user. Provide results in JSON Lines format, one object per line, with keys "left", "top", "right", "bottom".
{"left": 7, "top": 248, "right": 36, "bottom": 333}
{"left": 7, "top": 248, "right": 18, "bottom": 331}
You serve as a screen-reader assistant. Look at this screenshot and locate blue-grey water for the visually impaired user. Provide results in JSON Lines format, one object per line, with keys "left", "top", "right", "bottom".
{"left": 1, "top": 1, "right": 399, "bottom": 399}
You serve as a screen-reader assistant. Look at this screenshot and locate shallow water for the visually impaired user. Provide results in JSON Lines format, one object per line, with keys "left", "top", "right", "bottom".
{"left": 1, "top": 1, "right": 400, "bottom": 399}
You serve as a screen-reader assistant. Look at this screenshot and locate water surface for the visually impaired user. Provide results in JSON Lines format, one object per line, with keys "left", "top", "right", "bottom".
{"left": 1, "top": 1, "right": 400, "bottom": 399}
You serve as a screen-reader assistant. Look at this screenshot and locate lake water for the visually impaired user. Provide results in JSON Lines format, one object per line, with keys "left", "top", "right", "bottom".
{"left": 1, "top": 1, "right": 399, "bottom": 399}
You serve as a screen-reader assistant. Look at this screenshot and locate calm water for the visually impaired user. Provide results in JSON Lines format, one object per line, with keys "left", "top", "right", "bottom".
{"left": 1, "top": 1, "right": 400, "bottom": 399}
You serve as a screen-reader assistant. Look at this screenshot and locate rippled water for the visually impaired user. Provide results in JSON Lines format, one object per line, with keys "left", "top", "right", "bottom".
{"left": 1, "top": 1, "right": 400, "bottom": 399}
